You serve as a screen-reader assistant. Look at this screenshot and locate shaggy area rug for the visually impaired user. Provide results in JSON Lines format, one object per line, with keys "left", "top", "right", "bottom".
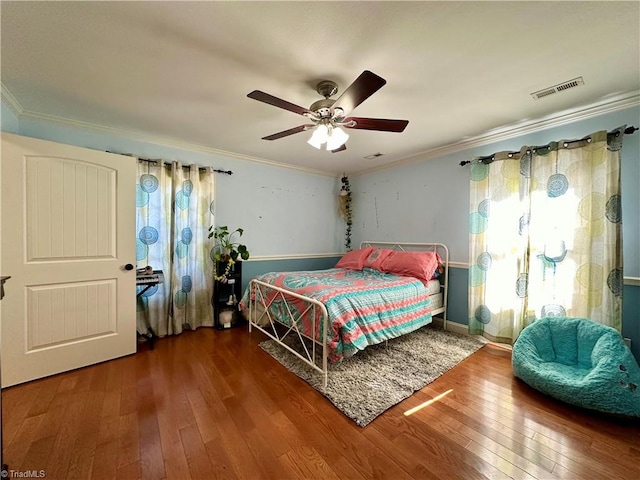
{"left": 260, "top": 325, "right": 486, "bottom": 427}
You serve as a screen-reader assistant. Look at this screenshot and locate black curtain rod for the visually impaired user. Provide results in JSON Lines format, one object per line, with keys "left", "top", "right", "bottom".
{"left": 136, "top": 157, "right": 233, "bottom": 175}
{"left": 459, "top": 125, "right": 638, "bottom": 167}
{"left": 106, "top": 152, "right": 233, "bottom": 175}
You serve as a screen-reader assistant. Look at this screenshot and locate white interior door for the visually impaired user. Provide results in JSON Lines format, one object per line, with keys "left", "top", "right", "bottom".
{"left": 1, "top": 133, "right": 136, "bottom": 387}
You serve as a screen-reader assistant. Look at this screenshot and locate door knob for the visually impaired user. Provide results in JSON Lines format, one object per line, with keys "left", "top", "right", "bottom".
{"left": 0, "top": 275, "right": 10, "bottom": 300}
{"left": 124, "top": 264, "right": 134, "bottom": 271}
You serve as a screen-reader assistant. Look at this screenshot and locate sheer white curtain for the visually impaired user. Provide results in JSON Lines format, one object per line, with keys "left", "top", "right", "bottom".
{"left": 468, "top": 127, "right": 625, "bottom": 343}
{"left": 136, "top": 160, "right": 215, "bottom": 336}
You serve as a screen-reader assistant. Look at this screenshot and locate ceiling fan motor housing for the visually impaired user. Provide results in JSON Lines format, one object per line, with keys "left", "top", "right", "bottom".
{"left": 309, "top": 80, "right": 341, "bottom": 119}
{"left": 309, "top": 98, "right": 335, "bottom": 118}
{"left": 316, "top": 80, "right": 338, "bottom": 98}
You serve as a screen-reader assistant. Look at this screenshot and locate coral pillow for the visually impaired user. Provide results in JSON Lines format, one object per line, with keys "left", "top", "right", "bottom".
{"left": 363, "top": 248, "right": 394, "bottom": 271}
{"left": 431, "top": 253, "right": 444, "bottom": 279}
{"left": 381, "top": 251, "right": 439, "bottom": 282}
{"left": 335, "top": 247, "right": 374, "bottom": 270}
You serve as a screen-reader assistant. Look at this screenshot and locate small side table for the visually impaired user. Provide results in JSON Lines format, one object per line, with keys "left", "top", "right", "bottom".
{"left": 136, "top": 271, "right": 163, "bottom": 350}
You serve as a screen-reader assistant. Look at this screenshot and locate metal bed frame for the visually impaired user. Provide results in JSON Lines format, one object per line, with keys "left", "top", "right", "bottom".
{"left": 247, "top": 241, "right": 449, "bottom": 388}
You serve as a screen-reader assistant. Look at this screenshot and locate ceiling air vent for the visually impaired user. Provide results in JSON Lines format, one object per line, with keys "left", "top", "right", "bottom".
{"left": 364, "top": 152, "right": 384, "bottom": 159}
{"left": 531, "top": 77, "right": 584, "bottom": 100}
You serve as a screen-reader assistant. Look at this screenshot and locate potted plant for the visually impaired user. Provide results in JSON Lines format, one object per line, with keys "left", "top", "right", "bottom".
{"left": 208, "top": 225, "right": 250, "bottom": 281}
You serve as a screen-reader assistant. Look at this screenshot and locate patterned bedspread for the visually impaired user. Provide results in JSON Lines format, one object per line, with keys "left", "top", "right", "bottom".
{"left": 241, "top": 268, "right": 433, "bottom": 363}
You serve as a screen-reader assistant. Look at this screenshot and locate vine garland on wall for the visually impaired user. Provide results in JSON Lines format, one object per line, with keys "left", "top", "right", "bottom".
{"left": 339, "top": 175, "right": 353, "bottom": 251}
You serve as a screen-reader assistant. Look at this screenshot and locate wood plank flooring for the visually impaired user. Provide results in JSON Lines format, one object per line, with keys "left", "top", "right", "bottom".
{"left": 2, "top": 326, "right": 639, "bottom": 479}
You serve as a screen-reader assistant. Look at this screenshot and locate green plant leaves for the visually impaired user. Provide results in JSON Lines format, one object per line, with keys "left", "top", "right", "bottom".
{"left": 209, "top": 225, "right": 250, "bottom": 261}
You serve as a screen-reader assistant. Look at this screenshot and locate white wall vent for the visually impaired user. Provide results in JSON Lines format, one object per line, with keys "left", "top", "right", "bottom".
{"left": 531, "top": 77, "right": 584, "bottom": 100}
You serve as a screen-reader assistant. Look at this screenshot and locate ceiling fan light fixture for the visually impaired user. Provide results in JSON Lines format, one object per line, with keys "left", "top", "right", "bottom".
{"left": 307, "top": 124, "right": 329, "bottom": 149}
{"left": 248, "top": 71, "right": 408, "bottom": 150}
{"left": 325, "top": 126, "right": 349, "bottom": 151}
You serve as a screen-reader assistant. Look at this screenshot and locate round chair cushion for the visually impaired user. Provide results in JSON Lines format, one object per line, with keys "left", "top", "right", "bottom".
{"left": 512, "top": 317, "right": 640, "bottom": 417}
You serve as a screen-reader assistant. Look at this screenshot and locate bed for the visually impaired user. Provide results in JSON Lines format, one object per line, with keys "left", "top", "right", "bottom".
{"left": 241, "top": 242, "right": 449, "bottom": 387}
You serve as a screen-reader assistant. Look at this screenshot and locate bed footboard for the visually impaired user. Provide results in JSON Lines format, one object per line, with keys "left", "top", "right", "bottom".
{"left": 247, "top": 279, "right": 330, "bottom": 388}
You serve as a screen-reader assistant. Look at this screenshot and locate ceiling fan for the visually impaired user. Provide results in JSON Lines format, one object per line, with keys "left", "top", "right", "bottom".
{"left": 247, "top": 70, "right": 409, "bottom": 152}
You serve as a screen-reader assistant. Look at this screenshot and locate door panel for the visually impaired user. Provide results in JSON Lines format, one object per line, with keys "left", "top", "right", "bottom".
{"left": 1, "top": 133, "right": 136, "bottom": 387}
{"left": 26, "top": 156, "right": 116, "bottom": 260}
{"left": 26, "top": 280, "right": 117, "bottom": 350}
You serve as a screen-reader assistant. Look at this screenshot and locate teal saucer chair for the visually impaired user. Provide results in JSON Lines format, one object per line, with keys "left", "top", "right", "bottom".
{"left": 512, "top": 317, "right": 640, "bottom": 417}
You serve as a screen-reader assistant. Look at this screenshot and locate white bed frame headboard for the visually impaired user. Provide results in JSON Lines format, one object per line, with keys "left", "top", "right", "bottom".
{"left": 360, "top": 241, "right": 449, "bottom": 330}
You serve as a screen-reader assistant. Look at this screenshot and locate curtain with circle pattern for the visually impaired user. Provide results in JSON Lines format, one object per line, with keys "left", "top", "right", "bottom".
{"left": 136, "top": 160, "right": 215, "bottom": 336}
{"left": 468, "top": 127, "right": 624, "bottom": 343}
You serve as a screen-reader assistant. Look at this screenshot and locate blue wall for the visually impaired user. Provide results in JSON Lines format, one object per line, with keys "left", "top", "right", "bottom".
{"left": 0, "top": 103, "right": 19, "bottom": 134}
{"left": 241, "top": 256, "right": 341, "bottom": 293}
{"left": 1, "top": 102, "right": 347, "bottom": 326}
{"left": 353, "top": 105, "right": 640, "bottom": 360}
{"left": 2, "top": 110, "right": 344, "bottom": 258}
{"left": 3, "top": 100, "right": 638, "bottom": 361}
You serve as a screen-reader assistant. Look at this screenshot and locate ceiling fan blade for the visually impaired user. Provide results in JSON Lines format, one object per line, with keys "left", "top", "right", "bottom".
{"left": 331, "top": 144, "right": 347, "bottom": 153}
{"left": 248, "top": 90, "right": 314, "bottom": 116}
{"left": 262, "top": 124, "right": 314, "bottom": 141}
{"left": 344, "top": 117, "right": 409, "bottom": 132}
{"left": 331, "top": 71, "right": 387, "bottom": 115}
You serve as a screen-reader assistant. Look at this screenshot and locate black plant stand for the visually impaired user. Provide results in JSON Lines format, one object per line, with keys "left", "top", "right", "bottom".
{"left": 213, "top": 261, "right": 243, "bottom": 329}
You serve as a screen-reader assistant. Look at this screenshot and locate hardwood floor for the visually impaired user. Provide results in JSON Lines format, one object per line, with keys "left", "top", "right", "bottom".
{"left": 3, "top": 326, "right": 639, "bottom": 479}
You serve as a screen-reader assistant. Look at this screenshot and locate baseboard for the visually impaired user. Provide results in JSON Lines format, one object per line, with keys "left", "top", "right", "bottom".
{"left": 431, "top": 317, "right": 467, "bottom": 335}
{"left": 431, "top": 316, "right": 512, "bottom": 351}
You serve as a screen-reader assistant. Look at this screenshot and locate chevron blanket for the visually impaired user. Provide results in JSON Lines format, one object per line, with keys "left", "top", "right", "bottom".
{"left": 242, "top": 268, "right": 433, "bottom": 363}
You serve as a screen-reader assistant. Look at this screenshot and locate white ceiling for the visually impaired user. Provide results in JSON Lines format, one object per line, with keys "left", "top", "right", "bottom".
{"left": 1, "top": 1, "right": 639, "bottom": 176}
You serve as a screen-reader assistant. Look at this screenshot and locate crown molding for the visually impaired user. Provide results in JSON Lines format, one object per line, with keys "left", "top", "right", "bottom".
{"left": 0, "top": 82, "right": 337, "bottom": 178}
{"left": 353, "top": 90, "right": 640, "bottom": 176}
{"left": 20, "top": 109, "right": 337, "bottom": 177}
{"left": 3, "top": 81, "right": 637, "bottom": 180}
{"left": 0, "top": 82, "right": 25, "bottom": 116}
